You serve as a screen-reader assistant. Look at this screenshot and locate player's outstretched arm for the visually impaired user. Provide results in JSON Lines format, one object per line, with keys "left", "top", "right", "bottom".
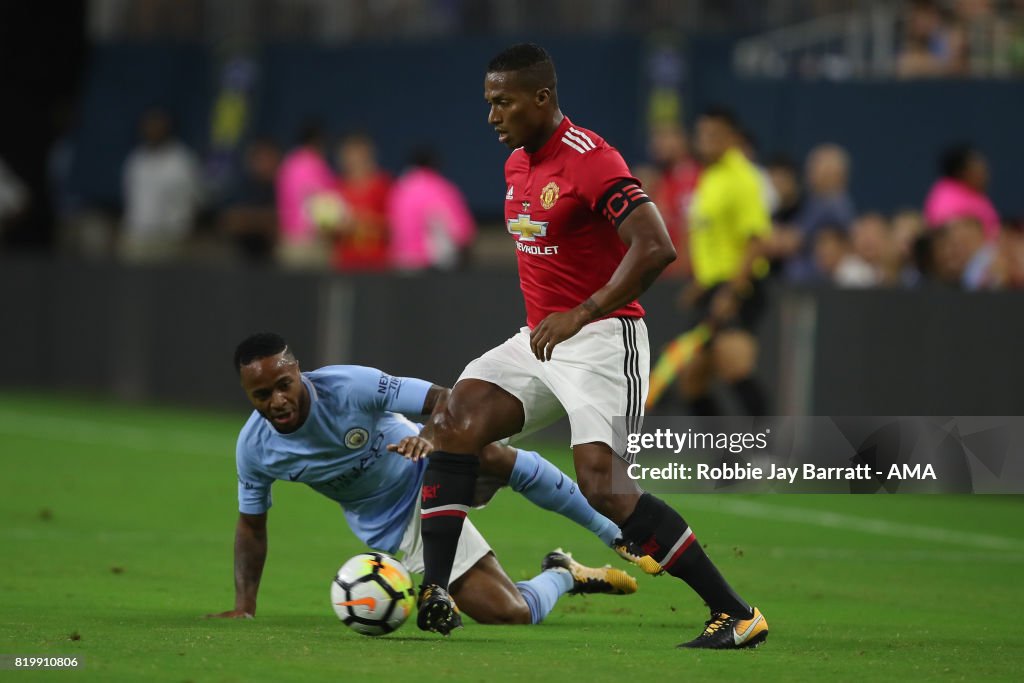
{"left": 419, "top": 384, "right": 451, "bottom": 418}
{"left": 206, "top": 512, "right": 268, "bottom": 618}
{"left": 530, "top": 202, "right": 676, "bottom": 360}
{"left": 585, "top": 202, "right": 677, "bottom": 312}
{"left": 386, "top": 383, "right": 457, "bottom": 460}
{"left": 413, "top": 384, "right": 450, "bottom": 445}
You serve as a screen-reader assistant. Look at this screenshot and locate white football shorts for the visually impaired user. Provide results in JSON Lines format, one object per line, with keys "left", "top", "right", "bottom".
{"left": 458, "top": 316, "right": 649, "bottom": 454}
{"left": 398, "top": 498, "right": 492, "bottom": 585}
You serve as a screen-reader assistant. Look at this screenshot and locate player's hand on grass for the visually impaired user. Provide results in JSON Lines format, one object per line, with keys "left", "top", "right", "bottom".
{"left": 388, "top": 436, "right": 434, "bottom": 461}
{"left": 530, "top": 308, "right": 588, "bottom": 361}
{"left": 206, "top": 609, "right": 254, "bottom": 619}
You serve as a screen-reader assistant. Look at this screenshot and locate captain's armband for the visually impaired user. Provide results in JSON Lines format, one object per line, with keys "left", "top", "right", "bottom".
{"left": 598, "top": 179, "right": 651, "bottom": 228}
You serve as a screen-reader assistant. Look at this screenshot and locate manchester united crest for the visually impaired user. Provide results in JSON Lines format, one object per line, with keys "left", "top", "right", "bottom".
{"left": 540, "top": 181, "right": 560, "bottom": 210}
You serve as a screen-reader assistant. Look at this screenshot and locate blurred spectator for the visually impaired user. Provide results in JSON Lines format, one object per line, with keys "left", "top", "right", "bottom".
{"left": 999, "top": 220, "right": 1024, "bottom": 288}
{"left": 220, "top": 137, "right": 281, "bottom": 264}
{"left": 923, "top": 143, "right": 1000, "bottom": 241}
{"left": 813, "top": 224, "right": 876, "bottom": 287}
{"left": 647, "top": 122, "right": 700, "bottom": 278}
{"left": 738, "top": 128, "right": 779, "bottom": 215}
{"left": 767, "top": 154, "right": 804, "bottom": 228}
{"left": 890, "top": 209, "right": 928, "bottom": 285}
{"left": 332, "top": 133, "right": 392, "bottom": 271}
{"left": 954, "top": 0, "right": 1012, "bottom": 75}
{"left": 1008, "top": 3, "right": 1024, "bottom": 73}
{"left": 388, "top": 146, "right": 475, "bottom": 272}
{"left": 910, "top": 229, "right": 948, "bottom": 286}
{"left": 123, "top": 0, "right": 203, "bottom": 39}
{"left": 275, "top": 122, "right": 336, "bottom": 269}
{"left": 763, "top": 154, "right": 805, "bottom": 274}
{"left": 849, "top": 212, "right": 896, "bottom": 286}
{"left": 945, "top": 215, "right": 1003, "bottom": 289}
{"left": 897, "top": 0, "right": 966, "bottom": 77}
{"left": 120, "top": 108, "right": 202, "bottom": 263}
{"left": 0, "top": 157, "right": 30, "bottom": 246}
{"left": 785, "top": 143, "right": 856, "bottom": 282}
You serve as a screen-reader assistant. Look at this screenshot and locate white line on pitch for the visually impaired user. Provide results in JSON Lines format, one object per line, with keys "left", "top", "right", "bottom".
{"left": 680, "top": 496, "right": 1024, "bottom": 552}
{"left": 756, "top": 543, "right": 1024, "bottom": 565}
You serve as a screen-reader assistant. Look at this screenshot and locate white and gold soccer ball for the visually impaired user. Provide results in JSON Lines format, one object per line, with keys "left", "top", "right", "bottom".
{"left": 330, "top": 553, "right": 416, "bottom": 636}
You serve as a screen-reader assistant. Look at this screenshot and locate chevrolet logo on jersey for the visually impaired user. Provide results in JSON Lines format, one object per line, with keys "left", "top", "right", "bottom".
{"left": 507, "top": 214, "right": 548, "bottom": 242}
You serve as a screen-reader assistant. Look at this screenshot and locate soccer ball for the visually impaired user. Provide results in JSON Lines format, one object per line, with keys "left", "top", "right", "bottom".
{"left": 330, "top": 553, "right": 416, "bottom": 636}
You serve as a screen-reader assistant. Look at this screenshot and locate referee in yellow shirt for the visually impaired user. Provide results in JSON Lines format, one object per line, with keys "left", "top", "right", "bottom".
{"left": 679, "top": 107, "right": 771, "bottom": 416}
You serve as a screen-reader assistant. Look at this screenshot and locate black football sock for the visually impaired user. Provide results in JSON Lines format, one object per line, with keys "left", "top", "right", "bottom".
{"left": 420, "top": 452, "right": 479, "bottom": 591}
{"left": 621, "top": 493, "right": 752, "bottom": 618}
{"left": 731, "top": 376, "right": 767, "bottom": 416}
{"left": 689, "top": 394, "right": 721, "bottom": 417}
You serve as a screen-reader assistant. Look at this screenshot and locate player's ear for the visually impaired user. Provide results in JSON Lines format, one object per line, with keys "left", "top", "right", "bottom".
{"left": 535, "top": 88, "right": 550, "bottom": 106}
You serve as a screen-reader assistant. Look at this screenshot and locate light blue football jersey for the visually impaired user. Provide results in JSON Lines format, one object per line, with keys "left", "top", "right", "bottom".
{"left": 235, "top": 365, "right": 432, "bottom": 553}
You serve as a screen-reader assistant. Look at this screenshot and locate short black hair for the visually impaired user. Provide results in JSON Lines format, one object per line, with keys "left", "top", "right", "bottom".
{"left": 234, "top": 332, "right": 291, "bottom": 373}
{"left": 766, "top": 153, "right": 799, "bottom": 174}
{"left": 700, "top": 105, "right": 742, "bottom": 133}
{"left": 939, "top": 143, "right": 976, "bottom": 180}
{"left": 486, "top": 43, "right": 558, "bottom": 95}
{"left": 912, "top": 229, "right": 939, "bottom": 275}
{"left": 409, "top": 145, "right": 439, "bottom": 170}
{"left": 297, "top": 121, "right": 326, "bottom": 147}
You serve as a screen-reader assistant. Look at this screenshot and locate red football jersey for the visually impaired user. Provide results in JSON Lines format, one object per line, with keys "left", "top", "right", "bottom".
{"left": 504, "top": 117, "right": 650, "bottom": 328}
{"left": 332, "top": 171, "right": 392, "bottom": 271}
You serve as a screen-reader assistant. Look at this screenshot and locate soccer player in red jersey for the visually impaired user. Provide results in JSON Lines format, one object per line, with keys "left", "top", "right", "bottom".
{"left": 415, "top": 44, "right": 767, "bottom": 649}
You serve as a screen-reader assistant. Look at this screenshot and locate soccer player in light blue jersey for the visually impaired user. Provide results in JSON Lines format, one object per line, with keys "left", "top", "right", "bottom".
{"left": 208, "top": 333, "right": 648, "bottom": 626}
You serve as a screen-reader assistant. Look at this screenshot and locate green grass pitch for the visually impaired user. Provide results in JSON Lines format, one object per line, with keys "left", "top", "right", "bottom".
{"left": 2, "top": 392, "right": 1023, "bottom": 682}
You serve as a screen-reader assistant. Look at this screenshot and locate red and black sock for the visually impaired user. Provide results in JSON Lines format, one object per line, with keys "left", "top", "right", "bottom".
{"left": 621, "top": 493, "right": 753, "bottom": 618}
{"left": 420, "top": 452, "right": 479, "bottom": 590}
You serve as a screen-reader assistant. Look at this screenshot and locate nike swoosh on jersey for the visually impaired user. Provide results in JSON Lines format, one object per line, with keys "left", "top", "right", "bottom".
{"left": 288, "top": 465, "right": 308, "bottom": 481}
{"left": 555, "top": 473, "right": 564, "bottom": 490}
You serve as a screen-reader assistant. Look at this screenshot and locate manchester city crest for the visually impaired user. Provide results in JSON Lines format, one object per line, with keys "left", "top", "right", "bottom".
{"left": 344, "top": 428, "right": 369, "bottom": 449}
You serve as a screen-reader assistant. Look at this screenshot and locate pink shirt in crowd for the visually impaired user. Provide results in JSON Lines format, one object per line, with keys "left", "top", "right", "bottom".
{"left": 923, "top": 178, "right": 1001, "bottom": 241}
{"left": 275, "top": 148, "right": 336, "bottom": 243}
{"left": 388, "top": 168, "right": 475, "bottom": 270}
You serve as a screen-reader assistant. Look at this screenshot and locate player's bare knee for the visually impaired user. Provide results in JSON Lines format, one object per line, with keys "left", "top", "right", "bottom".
{"left": 427, "top": 408, "right": 484, "bottom": 454}
{"left": 497, "top": 602, "right": 533, "bottom": 625}
{"left": 474, "top": 598, "right": 532, "bottom": 625}
{"left": 574, "top": 460, "right": 608, "bottom": 494}
{"left": 509, "top": 602, "right": 533, "bottom": 625}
